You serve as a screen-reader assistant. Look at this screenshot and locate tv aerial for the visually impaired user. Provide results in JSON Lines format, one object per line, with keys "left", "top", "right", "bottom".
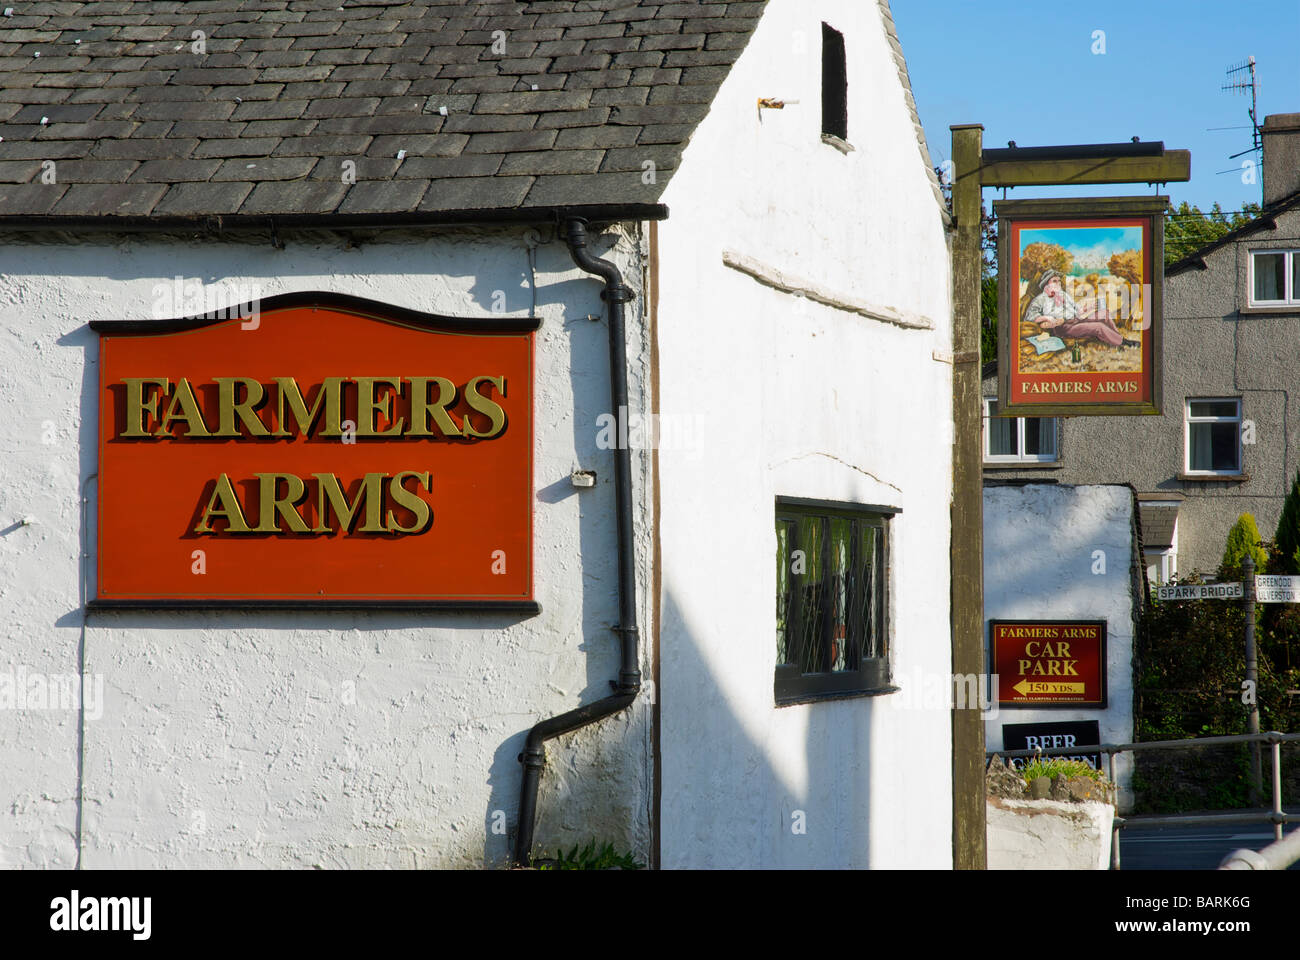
{"left": 1222, "top": 56, "right": 1261, "bottom": 161}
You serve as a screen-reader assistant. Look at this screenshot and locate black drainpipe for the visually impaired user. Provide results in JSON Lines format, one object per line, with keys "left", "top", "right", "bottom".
{"left": 512, "top": 217, "right": 643, "bottom": 866}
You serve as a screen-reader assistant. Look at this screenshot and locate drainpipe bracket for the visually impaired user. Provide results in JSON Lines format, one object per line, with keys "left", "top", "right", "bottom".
{"left": 601, "top": 285, "right": 635, "bottom": 305}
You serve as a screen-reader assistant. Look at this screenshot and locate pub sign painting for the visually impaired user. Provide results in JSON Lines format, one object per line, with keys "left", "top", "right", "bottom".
{"left": 90, "top": 292, "right": 537, "bottom": 609}
{"left": 996, "top": 197, "right": 1166, "bottom": 416}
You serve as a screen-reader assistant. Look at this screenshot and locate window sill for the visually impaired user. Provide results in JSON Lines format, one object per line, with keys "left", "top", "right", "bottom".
{"left": 1178, "top": 472, "right": 1250, "bottom": 483}
{"left": 775, "top": 685, "right": 900, "bottom": 708}
{"left": 983, "top": 460, "right": 1061, "bottom": 470}
{"left": 820, "top": 133, "right": 855, "bottom": 155}
{"left": 1240, "top": 304, "right": 1300, "bottom": 315}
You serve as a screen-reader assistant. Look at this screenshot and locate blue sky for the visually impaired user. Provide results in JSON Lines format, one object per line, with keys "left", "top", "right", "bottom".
{"left": 1020, "top": 226, "right": 1144, "bottom": 261}
{"left": 890, "top": 0, "right": 1300, "bottom": 214}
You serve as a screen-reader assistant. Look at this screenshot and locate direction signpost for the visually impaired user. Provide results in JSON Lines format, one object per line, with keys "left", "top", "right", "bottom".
{"left": 1252, "top": 575, "right": 1300, "bottom": 604}
{"left": 1156, "top": 582, "right": 1242, "bottom": 601}
{"left": 1156, "top": 554, "right": 1264, "bottom": 802}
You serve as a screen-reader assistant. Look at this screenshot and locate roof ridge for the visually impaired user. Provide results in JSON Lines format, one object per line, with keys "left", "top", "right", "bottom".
{"left": 1166, "top": 189, "right": 1300, "bottom": 277}
{"left": 875, "top": 0, "right": 949, "bottom": 226}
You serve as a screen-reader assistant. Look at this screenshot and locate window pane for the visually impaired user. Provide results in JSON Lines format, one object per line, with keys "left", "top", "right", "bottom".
{"left": 1024, "top": 417, "right": 1056, "bottom": 457}
{"left": 796, "top": 515, "right": 826, "bottom": 674}
{"left": 1209, "top": 422, "right": 1239, "bottom": 471}
{"left": 776, "top": 520, "right": 791, "bottom": 665}
{"left": 1293, "top": 253, "right": 1299, "bottom": 302}
{"left": 1189, "top": 400, "right": 1237, "bottom": 418}
{"left": 829, "top": 517, "right": 851, "bottom": 672}
{"left": 1254, "top": 252, "right": 1285, "bottom": 301}
{"left": 1190, "top": 422, "right": 1238, "bottom": 471}
{"left": 986, "top": 400, "right": 1016, "bottom": 455}
{"left": 858, "top": 524, "right": 880, "bottom": 660}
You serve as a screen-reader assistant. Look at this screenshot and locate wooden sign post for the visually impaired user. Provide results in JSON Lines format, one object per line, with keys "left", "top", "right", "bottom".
{"left": 949, "top": 126, "right": 1190, "bottom": 869}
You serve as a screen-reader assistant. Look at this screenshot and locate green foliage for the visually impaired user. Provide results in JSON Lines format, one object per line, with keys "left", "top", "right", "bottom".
{"left": 1021, "top": 758, "right": 1104, "bottom": 782}
{"left": 1220, "top": 513, "right": 1268, "bottom": 578}
{"left": 1164, "top": 201, "right": 1263, "bottom": 266}
{"left": 534, "top": 840, "right": 643, "bottom": 871}
{"left": 980, "top": 275, "right": 998, "bottom": 364}
{"left": 936, "top": 163, "right": 1000, "bottom": 365}
{"left": 1139, "top": 575, "right": 1299, "bottom": 742}
{"left": 1275, "top": 470, "right": 1300, "bottom": 575}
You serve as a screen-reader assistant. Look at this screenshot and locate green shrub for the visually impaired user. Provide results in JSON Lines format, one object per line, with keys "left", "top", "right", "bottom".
{"left": 1275, "top": 470, "right": 1300, "bottom": 574}
{"left": 534, "top": 840, "right": 643, "bottom": 871}
{"left": 1221, "top": 513, "right": 1268, "bottom": 578}
{"left": 1021, "top": 758, "right": 1104, "bottom": 782}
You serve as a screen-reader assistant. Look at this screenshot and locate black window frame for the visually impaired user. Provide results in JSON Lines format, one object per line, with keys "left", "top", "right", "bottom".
{"left": 774, "top": 496, "right": 895, "bottom": 706}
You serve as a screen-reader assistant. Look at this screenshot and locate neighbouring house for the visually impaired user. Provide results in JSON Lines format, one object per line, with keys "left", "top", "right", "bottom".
{"left": 0, "top": 0, "right": 955, "bottom": 869}
{"left": 982, "top": 112, "right": 1300, "bottom": 583}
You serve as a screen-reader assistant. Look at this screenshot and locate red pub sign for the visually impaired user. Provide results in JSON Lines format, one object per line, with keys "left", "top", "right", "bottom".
{"left": 995, "top": 197, "right": 1165, "bottom": 417}
{"left": 990, "top": 620, "right": 1107, "bottom": 707}
{"left": 90, "top": 292, "right": 537, "bottom": 609}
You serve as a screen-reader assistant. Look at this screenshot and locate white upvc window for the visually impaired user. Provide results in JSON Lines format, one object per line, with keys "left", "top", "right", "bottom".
{"left": 1145, "top": 549, "right": 1176, "bottom": 587}
{"left": 1184, "top": 398, "right": 1242, "bottom": 475}
{"left": 1249, "top": 249, "right": 1300, "bottom": 305}
{"left": 983, "top": 398, "right": 1057, "bottom": 463}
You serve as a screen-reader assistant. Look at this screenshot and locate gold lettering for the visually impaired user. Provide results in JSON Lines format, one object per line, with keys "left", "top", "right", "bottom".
{"left": 313, "top": 472, "right": 385, "bottom": 534}
{"left": 121, "top": 377, "right": 168, "bottom": 438}
{"left": 355, "top": 377, "right": 405, "bottom": 438}
{"left": 462, "top": 375, "right": 507, "bottom": 439}
{"left": 273, "top": 376, "right": 343, "bottom": 438}
{"left": 386, "top": 471, "right": 432, "bottom": 533}
{"left": 213, "top": 377, "right": 270, "bottom": 437}
{"left": 156, "top": 377, "right": 211, "bottom": 437}
{"left": 194, "top": 473, "right": 252, "bottom": 534}
{"left": 407, "top": 377, "right": 463, "bottom": 437}
{"left": 254, "top": 472, "right": 309, "bottom": 533}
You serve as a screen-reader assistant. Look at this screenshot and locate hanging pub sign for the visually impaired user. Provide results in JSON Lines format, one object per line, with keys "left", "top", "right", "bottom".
{"left": 89, "top": 292, "right": 538, "bottom": 610}
{"left": 990, "top": 619, "right": 1107, "bottom": 707}
{"left": 996, "top": 196, "right": 1165, "bottom": 416}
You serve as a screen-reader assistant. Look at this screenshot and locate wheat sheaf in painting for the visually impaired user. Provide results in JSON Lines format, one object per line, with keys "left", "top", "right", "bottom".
{"left": 995, "top": 197, "right": 1165, "bottom": 416}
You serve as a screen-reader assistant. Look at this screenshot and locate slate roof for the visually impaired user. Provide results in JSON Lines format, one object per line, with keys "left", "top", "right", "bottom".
{"left": 1137, "top": 501, "right": 1177, "bottom": 550}
{"left": 0, "top": 0, "right": 767, "bottom": 224}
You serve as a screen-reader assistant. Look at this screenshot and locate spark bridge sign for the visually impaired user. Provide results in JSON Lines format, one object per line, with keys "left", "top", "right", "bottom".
{"left": 990, "top": 620, "right": 1107, "bottom": 707}
{"left": 90, "top": 293, "right": 537, "bottom": 609}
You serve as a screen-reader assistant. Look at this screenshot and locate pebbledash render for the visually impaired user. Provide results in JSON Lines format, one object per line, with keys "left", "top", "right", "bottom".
{"left": 983, "top": 112, "right": 1300, "bottom": 583}
{"left": 0, "top": 0, "right": 954, "bottom": 868}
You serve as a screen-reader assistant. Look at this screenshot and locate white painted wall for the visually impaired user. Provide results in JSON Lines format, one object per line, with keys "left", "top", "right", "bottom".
{"left": 0, "top": 224, "right": 656, "bottom": 868}
{"left": 983, "top": 484, "right": 1137, "bottom": 811}
{"left": 655, "top": 0, "right": 955, "bottom": 868}
{"left": 987, "top": 798, "right": 1114, "bottom": 870}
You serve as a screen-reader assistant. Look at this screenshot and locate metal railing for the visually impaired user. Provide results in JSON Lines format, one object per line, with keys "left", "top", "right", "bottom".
{"left": 989, "top": 731, "right": 1300, "bottom": 870}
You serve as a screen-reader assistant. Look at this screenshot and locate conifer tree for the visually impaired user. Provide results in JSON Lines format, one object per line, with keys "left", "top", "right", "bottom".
{"left": 1275, "top": 471, "right": 1300, "bottom": 574}
{"left": 1221, "top": 513, "right": 1267, "bottom": 577}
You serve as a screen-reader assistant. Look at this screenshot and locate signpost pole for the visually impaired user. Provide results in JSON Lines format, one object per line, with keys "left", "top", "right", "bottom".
{"left": 950, "top": 123, "right": 986, "bottom": 871}
{"left": 1243, "top": 553, "right": 1262, "bottom": 805}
